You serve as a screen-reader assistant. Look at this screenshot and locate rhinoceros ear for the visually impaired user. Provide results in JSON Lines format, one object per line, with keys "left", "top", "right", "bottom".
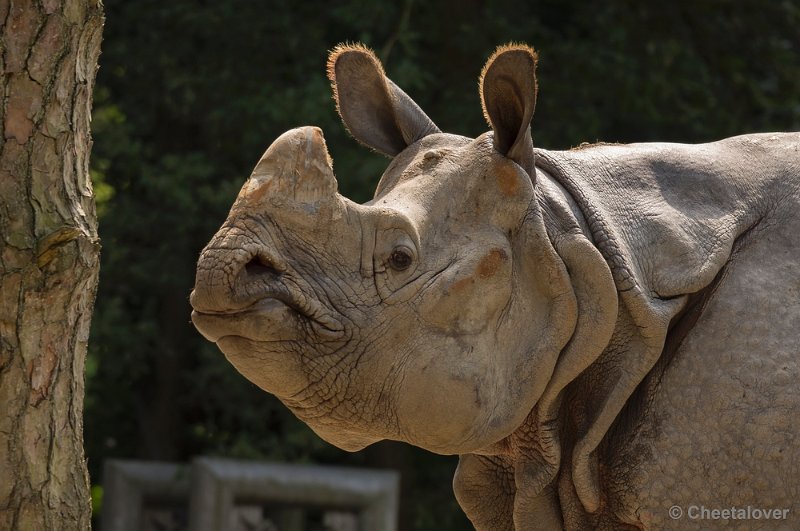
{"left": 480, "top": 44, "right": 538, "bottom": 178}
{"left": 327, "top": 44, "right": 440, "bottom": 157}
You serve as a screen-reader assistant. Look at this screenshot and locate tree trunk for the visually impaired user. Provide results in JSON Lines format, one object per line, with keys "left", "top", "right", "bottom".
{"left": 0, "top": 0, "right": 103, "bottom": 529}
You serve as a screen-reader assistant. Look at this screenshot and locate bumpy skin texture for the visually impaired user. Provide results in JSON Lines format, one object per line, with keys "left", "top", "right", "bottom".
{"left": 533, "top": 137, "right": 800, "bottom": 529}
{"left": 191, "top": 44, "right": 800, "bottom": 530}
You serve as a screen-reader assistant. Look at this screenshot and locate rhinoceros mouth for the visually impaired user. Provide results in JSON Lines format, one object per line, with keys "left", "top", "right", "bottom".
{"left": 191, "top": 281, "right": 345, "bottom": 343}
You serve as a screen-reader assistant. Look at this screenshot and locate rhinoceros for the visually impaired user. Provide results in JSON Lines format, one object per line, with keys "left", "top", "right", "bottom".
{"left": 190, "top": 44, "right": 799, "bottom": 530}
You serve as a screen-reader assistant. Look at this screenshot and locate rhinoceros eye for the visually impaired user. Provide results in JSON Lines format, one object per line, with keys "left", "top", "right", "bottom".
{"left": 388, "top": 247, "right": 413, "bottom": 271}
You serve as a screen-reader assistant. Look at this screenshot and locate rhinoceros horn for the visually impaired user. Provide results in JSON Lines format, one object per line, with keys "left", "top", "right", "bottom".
{"left": 236, "top": 126, "right": 340, "bottom": 223}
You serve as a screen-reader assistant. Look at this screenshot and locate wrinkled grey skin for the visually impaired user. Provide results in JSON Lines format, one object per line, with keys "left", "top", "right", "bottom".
{"left": 191, "top": 44, "right": 800, "bottom": 530}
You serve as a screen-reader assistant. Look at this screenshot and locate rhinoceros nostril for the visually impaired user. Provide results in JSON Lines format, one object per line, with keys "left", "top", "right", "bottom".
{"left": 244, "top": 254, "right": 281, "bottom": 278}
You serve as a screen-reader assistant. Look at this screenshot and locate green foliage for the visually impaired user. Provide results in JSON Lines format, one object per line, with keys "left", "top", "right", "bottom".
{"left": 90, "top": 485, "right": 103, "bottom": 517}
{"left": 87, "top": 0, "right": 799, "bottom": 528}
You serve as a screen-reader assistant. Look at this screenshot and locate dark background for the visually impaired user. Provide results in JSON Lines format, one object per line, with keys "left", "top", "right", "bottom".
{"left": 86, "top": 1, "right": 800, "bottom": 528}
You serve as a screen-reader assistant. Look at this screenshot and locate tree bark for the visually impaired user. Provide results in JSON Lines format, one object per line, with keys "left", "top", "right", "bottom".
{"left": 0, "top": 0, "right": 103, "bottom": 529}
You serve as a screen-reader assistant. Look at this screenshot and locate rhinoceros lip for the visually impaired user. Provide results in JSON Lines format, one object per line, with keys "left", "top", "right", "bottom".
{"left": 192, "top": 286, "right": 344, "bottom": 343}
{"left": 191, "top": 299, "right": 293, "bottom": 343}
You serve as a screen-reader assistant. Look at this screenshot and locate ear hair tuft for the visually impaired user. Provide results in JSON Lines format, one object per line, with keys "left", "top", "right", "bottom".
{"left": 327, "top": 43, "right": 385, "bottom": 122}
{"left": 479, "top": 43, "right": 539, "bottom": 130}
{"left": 325, "top": 42, "right": 440, "bottom": 157}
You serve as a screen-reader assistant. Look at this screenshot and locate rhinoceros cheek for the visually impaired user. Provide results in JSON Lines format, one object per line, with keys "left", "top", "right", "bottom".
{"left": 417, "top": 257, "right": 512, "bottom": 334}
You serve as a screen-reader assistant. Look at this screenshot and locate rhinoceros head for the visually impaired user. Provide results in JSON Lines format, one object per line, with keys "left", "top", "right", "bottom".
{"left": 190, "top": 45, "right": 577, "bottom": 455}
